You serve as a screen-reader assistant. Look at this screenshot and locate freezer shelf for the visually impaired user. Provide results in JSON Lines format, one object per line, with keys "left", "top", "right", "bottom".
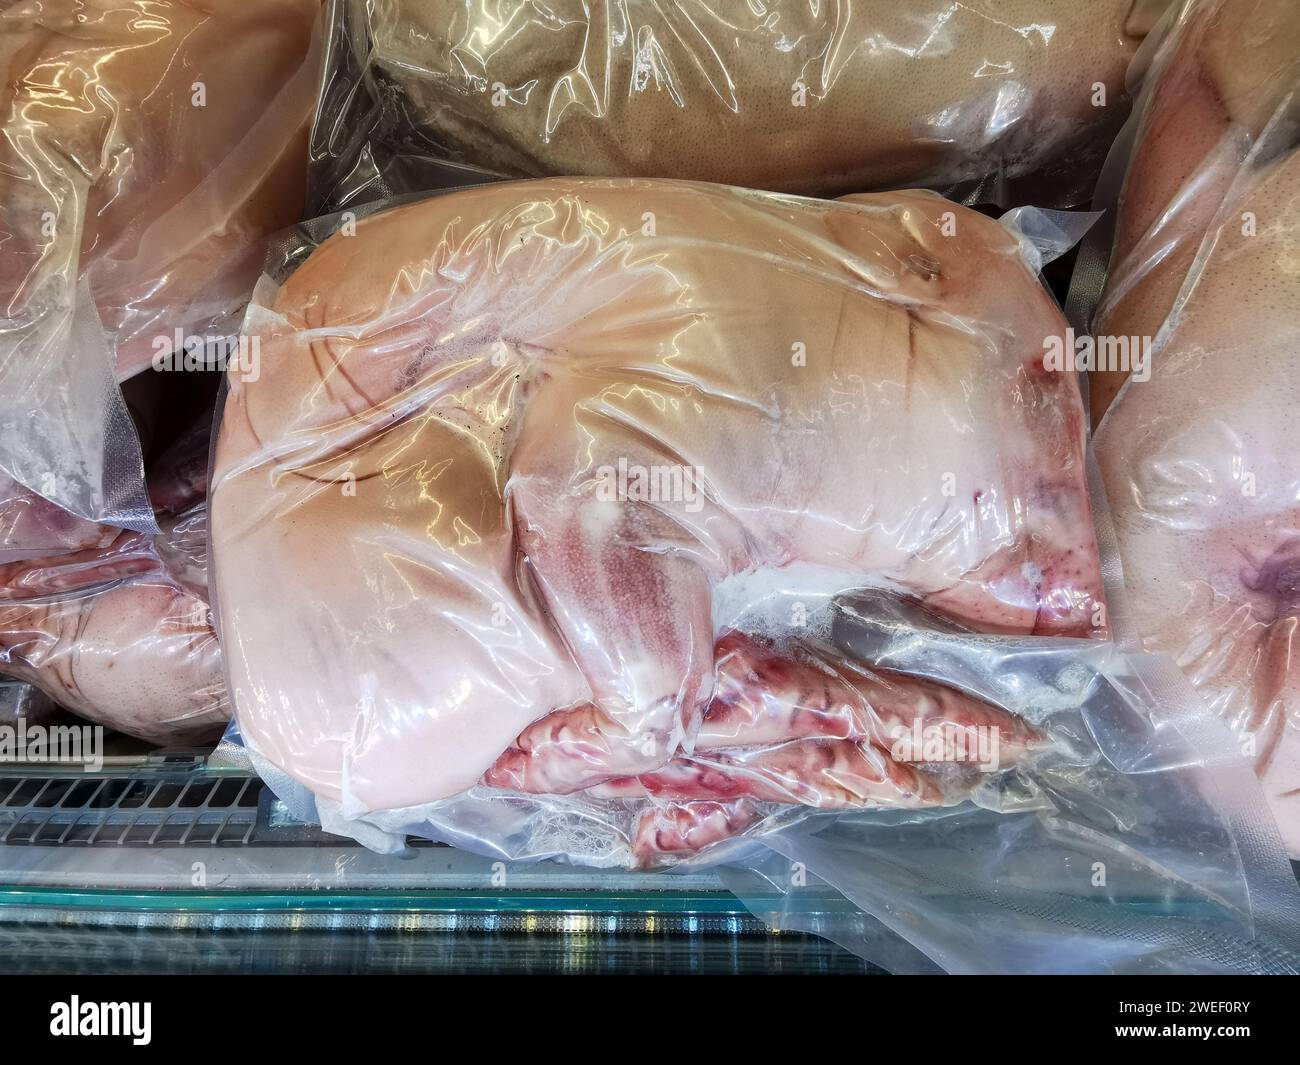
{"left": 0, "top": 751, "right": 880, "bottom": 972}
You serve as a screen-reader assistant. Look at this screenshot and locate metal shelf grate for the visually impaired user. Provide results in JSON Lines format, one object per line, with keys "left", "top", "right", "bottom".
{"left": 0, "top": 698, "right": 881, "bottom": 970}
{"left": 0, "top": 770, "right": 266, "bottom": 847}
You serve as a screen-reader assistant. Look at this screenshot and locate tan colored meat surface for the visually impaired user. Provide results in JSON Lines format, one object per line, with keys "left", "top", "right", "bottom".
{"left": 0, "top": 0, "right": 321, "bottom": 379}
{"left": 370, "top": 0, "right": 1146, "bottom": 195}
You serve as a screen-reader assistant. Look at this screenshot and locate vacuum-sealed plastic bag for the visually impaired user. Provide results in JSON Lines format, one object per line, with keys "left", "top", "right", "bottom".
{"left": 1084, "top": 0, "right": 1300, "bottom": 857}
{"left": 209, "top": 179, "right": 1300, "bottom": 970}
{"left": 309, "top": 0, "right": 1161, "bottom": 212}
{"left": 0, "top": 504, "right": 226, "bottom": 745}
{"left": 0, "top": 279, "right": 155, "bottom": 551}
{"left": 0, "top": 0, "right": 321, "bottom": 545}
{"left": 211, "top": 178, "right": 1105, "bottom": 848}
{"left": 721, "top": 590, "right": 1300, "bottom": 974}
{"left": 1082, "top": 0, "right": 1300, "bottom": 420}
{"left": 0, "top": 470, "right": 117, "bottom": 564}
{"left": 227, "top": 584, "right": 1300, "bottom": 971}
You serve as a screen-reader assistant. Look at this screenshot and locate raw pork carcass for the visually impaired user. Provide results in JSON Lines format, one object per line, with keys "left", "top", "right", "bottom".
{"left": 1089, "top": 0, "right": 1300, "bottom": 422}
{"left": 211, "top": 179, "right": 1102, "bottom": 838}
{"left": 0, "top": 0, "right": 321, "bottom": 380}
{"left": 0, "top": 506, "right": 227, "bottom": 744}
{"left": 1094, "top": 0, "right": 1300, "bottom": 857}
{"left": 366, "top": 0, "right": 1154, "bottom": 195}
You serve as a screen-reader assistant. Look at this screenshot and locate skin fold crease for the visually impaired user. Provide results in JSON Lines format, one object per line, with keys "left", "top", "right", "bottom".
{"left": 212, "top": 178, "right": 1101, "bottom": 862}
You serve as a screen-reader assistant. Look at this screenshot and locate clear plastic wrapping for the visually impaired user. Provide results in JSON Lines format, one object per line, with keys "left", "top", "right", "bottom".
{"left": 1087, "top": 0, "right": 1300, "bottom": 857}
{"left": 0, "top": 504, "right": 226, "bottom": 745}
{"left": 204, "top": 177, "right": 1300, "bottom": 970}
{"left": 0, "top": 677, "right": 63, "bottom": 728}
{"left": 734, "top": 591, "right": 1300, "bottom": 974}
{"left": 1086, "top": 0, "right": 1300, "bottom": 419}
{"left": 211, "top": 180, "right": 1105, "bottom": 846}
{"left": 0, "top": 0, "right": 322, "bottom": 545}
{"left": 307, "top": 0, "right": 1159, "bottom": 213}
{"left": 0, "top": 470, "right": 117, "bottom": 565}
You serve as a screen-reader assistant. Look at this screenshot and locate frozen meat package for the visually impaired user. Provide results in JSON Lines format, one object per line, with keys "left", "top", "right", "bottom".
{"left": 1085, "top": 0, "right": 1300, "bottom": 857}
{"left": 308, "top": 0, "right": 1166, "bottom": 212}
{"left": 0, "top": 0, "right": 322, "bottom": 554}
{"left": 209, "top": 178, "right": 1300, "bottom": 971}
{"left": 0, "top": 504, "right": 226, "bottom": 745}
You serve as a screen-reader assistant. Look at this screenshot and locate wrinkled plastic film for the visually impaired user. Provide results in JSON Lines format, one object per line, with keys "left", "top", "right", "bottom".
{"left": 1062, "top": 0, "right": 1183, "bottom": 338}
{"left": 999, "top": 207, "right": 1105, "bottom": 274}
{"left": 721, "top": 597, "right": 1300, "bottom": 973}
{"left": 228, "top": 585, "right": 1300, "bottom": 970}
{"left": 208, "top": 178, "right": 1300, "bottom": 970}
{"left": 0, "top": 0, "right": 322, "bottom": 544}
{"left": 0, "top": 504, "right": 227, "bottom": 745}
{"left": 210, "top": 178, "right": 1104, "bottom": 842}
{"left": 1087, "top": 0, "right": 1300, "bottom": 859}
{"left": 0, "top": 282, "right": 154, "bottom": 543}
{"left": 308, "top": 0, "right": 1153, "bottom": 213}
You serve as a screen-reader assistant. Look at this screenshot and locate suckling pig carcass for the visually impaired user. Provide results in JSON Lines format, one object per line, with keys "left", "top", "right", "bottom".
{"left": 1089, "top": 0, "right": 1300, "bottom": 422}
{"left": 0, "top": 0, "right": 322, "bottom": 380}
{"left": 1094, "top": 0, "right": 1300, "bottom": 856}
{"left": 210, "top": 178, "right": 1101, "bottom": 851}
{"left": 365, "top": 0, "right": 1156, "bottom": 196}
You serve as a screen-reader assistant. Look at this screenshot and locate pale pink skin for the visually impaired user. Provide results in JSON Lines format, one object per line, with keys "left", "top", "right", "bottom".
{"left": 0, "top": 509, "right": 226, "bottom": 745}
{"left": 0, "top": 0, "right": 320, "bottom": 381}
{"left": 1091, "top": 0, "right": 1300, "bottom": 422}
{"left": 1098, "top": 151, "right": 1300, "bottom": 853}
{"left": 212, "top": 179, "right": 1100, "bottom": 824}
{"left": 1096, "top": 0, "right": 1300, "bottom": 857}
